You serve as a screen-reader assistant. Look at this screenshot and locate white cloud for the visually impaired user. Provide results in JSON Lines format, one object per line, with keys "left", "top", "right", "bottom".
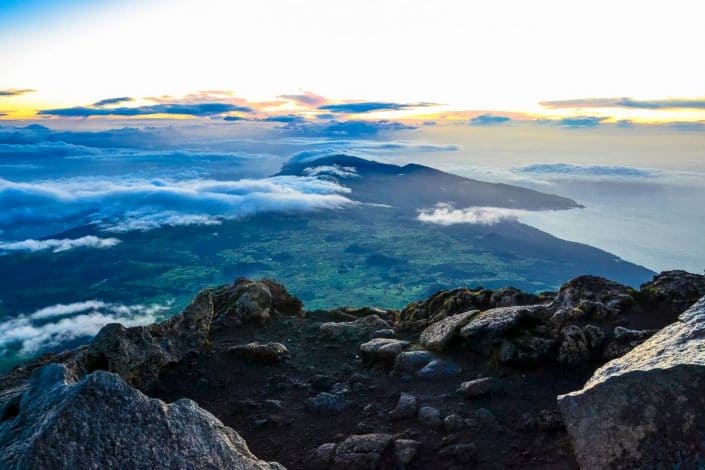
{"left": 0, "top": 236, "right": 121, "bottom": 253}
{"left": 0, "top": 175, "right": 355, "bottom": 235}
{"left": 515, "top": 163, "right": 658, "bottom": 180}
{"left": 417, "top": 204, "right": 529, "bottom": 225}
{"left": 0, "top": 300, "right": 170, "bottom": 356}
{"left": 302, "top": 164, "right": 359, "bottom": 178}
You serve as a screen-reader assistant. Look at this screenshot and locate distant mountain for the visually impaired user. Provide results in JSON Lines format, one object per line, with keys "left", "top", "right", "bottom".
{"left": 278, "top": 154, "right": 581, "bottom": 211}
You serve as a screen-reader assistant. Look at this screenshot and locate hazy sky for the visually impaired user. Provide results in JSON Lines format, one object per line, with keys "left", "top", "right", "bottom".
{"left": 1, "top": 0, "right": 704, "bottom": 123}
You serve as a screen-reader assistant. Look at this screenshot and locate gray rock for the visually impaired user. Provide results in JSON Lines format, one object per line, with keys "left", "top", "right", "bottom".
{"left": 359, "top": 338, "right": 410, "bottom": 363}
{"left": 419, "top": 310, "right": 479, "bottom": 352}
{"left": 490, "top": 287, "right": 541, "bottom": 308}
{"left": 558, "top": 296, "right": 705, "bottom": 469}
{"left": 417, "top": 405, "right": 442, "bottom": 429}
{"left": 582, "top": 324, "right": 604, "bottom": 349}
{"left": 415, "top": 359, "right": 460, "bottom": 380}
{"left": 393, "top": 439, "right": 419, "bottom": 469}
{"left": 332, "top": 434, "right": 394, "bottom": 470}
{"left": 457, "top": 377, "right": 498, "bottom": 398}
{"left": 389, "top": 392, "right": 417, "bottom": 420}
{"left": 460, "top": 305, "right": 549, "bottom": 354}
{"left": 392, "top": 350, "right": 434, "bottom": 375}
{"left": 83, "top": 289, "right": 214, "bottom": 390}
{"left": 212, "top": 278, "right": 302, "bottom": 325}
{"left": 229, "top": 341, "right": 289, "bottom": 364}
{"left": 443, "top": 413, "right": 466, "bottom": 432}
{"left": 0, "top": 364, "right": 280, "bottom": 469}
{"left": 319, "top": 315, "right": 391, "bottom": 341}
{"left": 371, "top": 328, "right": 396, "bottom": 338}
{"left": 557, "top": 325, "right": 590, "bottom": 364}
{"left": 438, "top": 443, "right": 476, "bottom": 464}
{"left": 306, "top": 392, "right": 345, "bottom": 414}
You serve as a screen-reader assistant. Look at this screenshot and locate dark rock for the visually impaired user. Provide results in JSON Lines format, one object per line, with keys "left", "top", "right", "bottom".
{"left": 393, "top": 439, "right": 419, "bottom": 469}
{"left": 536, "top": 409, "right": 564, "bottom": 431}
{"left": 229, "top": 341, "right": 289, "bottom": 363}
{"left": 558, "top": 296, "right": 705, "bottom": 469}
{"left": 443, "top": 413, "right": 466, "bottom": 432}
{"left": 82, "top": 290, "right": 214, "bottom": 390}
{"left": 640, "top": 270, "right": 705, "bottom": 313}
{"left": 417, "top": 406, "right": 442, "bottom": 429}
{"left": 389, "top": 392, "right": 417, "bottom": 420}
{"left": 550, "top": 275, "right": 634, "bottom": 324}
{"left": 395, "top": 287, "right": 493, "bottom": 330}
{"left": 460, "top": 305, "right": 550, "bottom": 355}
{"left": 0, "top": 364, "right": 280, "bottom": 469}
{"left": 306, "top": 392, "right": 345, "bottom": 414}
{"left": 213, "top": 278, "right": 302, "bottom": 325}
{"left": 557, "top": 326, "right": 590, "bottom": 365}
{"left": 490, "top": 287, "right": 541, "bottom": 308}
{"left": 498, "top": 334, "right": 556, "bottom": 366}
{"left": 602, "top": 326, "right": 658, "bottom": 360}
{"left": 332, "top": 433, "right": 394, "bottom": 470}
{"left": 438, "top": 443, "right": 477, "bottom": 464}
{"left": 392, "top": 350, "right": 434, "bottom": 375}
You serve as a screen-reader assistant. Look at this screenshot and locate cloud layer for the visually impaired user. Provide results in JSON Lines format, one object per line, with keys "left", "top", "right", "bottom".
{"left": 0, "top": 300, "right": 169, "bottom": 356}
{"left": 417, "top": 204, "right": 528, "bottom": 225}
{"left": 0, "top": 236, "right": 121, "bottom": 253}
{"left": 541, "top": 97, "right": 705, "bottom": 110}
{"left": 516, "top": 163, "right": 657, "bottom": 179}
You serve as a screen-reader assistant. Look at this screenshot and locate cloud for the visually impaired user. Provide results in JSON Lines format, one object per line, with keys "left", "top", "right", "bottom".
{"left": 223, "top": 115, "right": 245, "bottom": 121}
{"left": 0, "top": 175, "right": 355, "bottom": 234}
{"left": 558, "top": 116, "right": 606, "bottom": 128}
{"left": 470, "top": 114, "right": 511, "bottom": 126}
{"left": 0, "top": 300, "right": 170, "bottom": 356}
{"left": 283, "top": 119, "right": 416, "bottom": 138}
{"left": 417, "top": 204, "right": 528, "bottom": 225}
{"left": 302, "top": 164, "right": 359, "bottom": 179}
{"left": 0, "top": 236, "right": 121, "bottom": 253}
{"left": 262, "top": 114, "right": 306, "bottom": 123}
{"left": 0, "top": 88, "right": 35, "bottom": 97}
{"left": 40, "top": 102, "right": 252, "bottom": 117}
{"left": 318, "top": 101, "right": 435, "bottom": 114}
{"left": 540, "top": 97, "right": 705, "bottom": 110}
{"left": 93, "top": 96, "right": 134, "bottom": 107}
{"left": 516, "top": 163, "right": 658, "bottom": 179}
{"left": 278, "top": 92, "right": 327, "bottom": 106}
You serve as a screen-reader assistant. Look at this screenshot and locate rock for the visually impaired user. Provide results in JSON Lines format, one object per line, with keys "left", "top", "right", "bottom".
{"left": 310, "top": 442, "right": 337, "bottom": 469}
{"left": 82, "top": 289, "right": 214, "bottom": 391}
{"left": 332, "top": 433, "right": 394, "bottom": 470}
{"left": 550, "top": 275, "right": 634, "bottom": 324}
{"left": 393, "top": 439, "right": 419, "bottom": 469}
{"left": 457, "top": 377, "right": 498, "bottom": 398}
{"left": 498, "top": 334, "right": 556, "bottom": 366}
{"left": 213, "top": 278, "right": 302, "bottom": 325}
{"left": 490, "top": 287, "right": 541, "bottom": 308}
{"left": 460, "top": 305, "right": 550, "bottom": 355}
{"left": 438, "top": 443, "right": 476, "bottom": 464}
{"left": 319, "top": 315, "right": 391, "bottom": 341}
{"left": 0, "top": 364, "right": 279, "bottom": 469}
{"left": 640, "top": 270, "right": 705, "bottom": 313}
{"left": 388, "top": 392, "right": 417, "bottom": 420}
{"left": 359, "top": 338, "right": 410, "bottom": 363}
{"left": 443, "top": 413, "right": 466, "bottom": 432}
{"left": 229, "top": 341, "right": 289, "bottom": 363}
{"left": 417, "top": 405, "right": 442, "bottom": 429}
{"left": 582, "top": 324, "right": 604, "bottom": 349}
{"left": 558, "top": 296, "right": 705, "bottom": 469}
{"left": 310, "top": 374, "right": 338, "bottom": 391}
{"left": 371, "top": 328, "right": 395, "bottom": 338}
{"left": 557, "top": 325, "right": 590, "bottom": 365}
{"left": 395, "top": 287, "right": 493, "bottom": 330}
{"left": 306, "top": 392, "right": 345, "bottom": 414}
{"left": 392, "top": 350, "right": 434, "bottom": 375}
{"left": 419, "top": 310, "right": 479, "bottom": 352}
{"left": 602, "top": 326, "right": 658, "bottom": 360}
{"left": 415, "top": 359, "right": 460, "bottom": 380}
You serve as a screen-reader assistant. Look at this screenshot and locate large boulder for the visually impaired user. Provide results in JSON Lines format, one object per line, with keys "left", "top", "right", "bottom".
{"left": 419, "top": 310, "right": 479, "bottom": 352}
{"left": 640, "top": 270, "right": 705, "bottom": 314}
{"left": 83, "top": 290, "right": 214, "bottom": 390}
{"left": 0, "top": 364, "right": 281, "bottom": 469}
{"left": 213, "top": 278, "right": 303, "bottom": 325}
{"left": 459, "top": 305, "right": 550, "bottom": 355}
{"left": 550, "top": 275, "right": 634, "bottom": 324}
{"left": 319, "top": 315, "right": 391, "bottom": 341}
{"left": 558, "top": 296, "right": 705, "bottom": 469}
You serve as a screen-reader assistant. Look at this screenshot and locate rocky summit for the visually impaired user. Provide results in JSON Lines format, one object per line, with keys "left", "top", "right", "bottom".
{"left": 1, "top": 271, "right": 705, "bottom": 469}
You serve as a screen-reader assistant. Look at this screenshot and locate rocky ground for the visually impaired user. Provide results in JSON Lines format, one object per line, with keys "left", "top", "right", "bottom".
{"left": 1, "top": 270, "right": 704, "bottom": 469}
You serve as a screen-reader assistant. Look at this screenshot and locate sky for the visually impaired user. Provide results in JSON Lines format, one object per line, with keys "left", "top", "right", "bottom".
{"left": 1, "top": 0, "right": 704, "bottom": 124}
